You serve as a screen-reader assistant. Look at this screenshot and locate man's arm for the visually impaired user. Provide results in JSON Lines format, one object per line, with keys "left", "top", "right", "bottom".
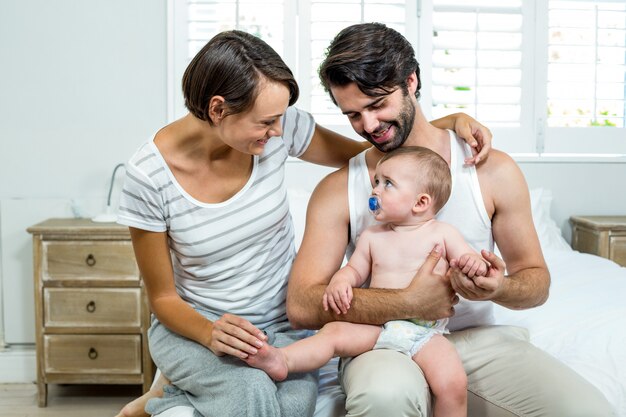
{"left": 449, "top": 150, "right": 550, "bottom": 309}
{"left": 287, "top": 169, "right": 457, "bottom": 330}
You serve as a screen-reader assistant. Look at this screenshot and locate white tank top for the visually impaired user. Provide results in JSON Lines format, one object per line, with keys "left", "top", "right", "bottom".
{"left": 347, "top": 130, "right": 495, "bottom": 331}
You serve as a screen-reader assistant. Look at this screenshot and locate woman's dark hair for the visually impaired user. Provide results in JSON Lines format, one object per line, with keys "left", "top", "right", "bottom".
{"left": 319, "top": 23, "right": 421, "bottom": 104}
{"left": 182, "top": 30, "right": 299, "bottom": 123}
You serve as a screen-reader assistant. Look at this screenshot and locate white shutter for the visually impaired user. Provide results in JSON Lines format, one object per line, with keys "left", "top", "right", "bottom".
{"left": 167, "top": 1, "right": 625, "bottom": 155}
{"left": 187, "top": 0, "right": 286, "bottom": 59}
{"left": 430, "top": 1, "right": 524, "bottom": 128}
{"left": 546, "top": 0, "right": 625, "bottom": 128}
{"left": 169, "top": 0, "right": 288, "bottom": 121}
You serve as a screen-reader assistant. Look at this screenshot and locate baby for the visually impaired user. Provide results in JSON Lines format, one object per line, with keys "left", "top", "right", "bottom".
{"left": 247, "top": 146, "right": 489, "bottom": 417}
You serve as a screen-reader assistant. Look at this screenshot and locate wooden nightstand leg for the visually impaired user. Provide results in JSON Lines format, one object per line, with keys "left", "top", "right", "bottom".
{"left": 37, "top": 381, "right": 47, "bottom": 407}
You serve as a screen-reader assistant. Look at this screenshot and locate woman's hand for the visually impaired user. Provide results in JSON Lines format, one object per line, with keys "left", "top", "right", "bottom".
{"left": 431, "top": 113, "right": 493, "bottom": 165}
{"left": 207, "top": 313, "right": 268, "bottom": 359}
{"left": 452, "top": 113, "right": 492, "bottom": 164}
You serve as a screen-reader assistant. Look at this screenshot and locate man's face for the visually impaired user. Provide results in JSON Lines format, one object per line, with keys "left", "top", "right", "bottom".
{"left": 330, "top": 82, "right": 416, "bottom": 152}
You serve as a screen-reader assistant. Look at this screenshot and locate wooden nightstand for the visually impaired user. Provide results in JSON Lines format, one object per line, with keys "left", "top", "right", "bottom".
{"left": 569, "top": 215, "right": 626, "bottom": 267}
{"left": 27, "top": 218, "right": 154, "bottom": 407}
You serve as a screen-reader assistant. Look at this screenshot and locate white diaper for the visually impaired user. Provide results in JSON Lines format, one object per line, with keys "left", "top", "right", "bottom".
{"left": 373, "top": 319, "right": 448, "bottom": 357}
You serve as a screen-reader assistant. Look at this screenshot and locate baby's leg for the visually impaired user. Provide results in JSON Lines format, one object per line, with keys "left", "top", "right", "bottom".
{"left": 245, "top": 322, "right": 380, "bottom": 381}
{"left": 413, "top": 334, "right": 467, "bottom": 417}
{"left": 114, "top": 372, "right": 167, "bottom": 417}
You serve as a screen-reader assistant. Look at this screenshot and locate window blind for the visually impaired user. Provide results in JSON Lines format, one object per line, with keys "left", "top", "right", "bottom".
{"left": 431, "top": 0, "right": 524, "bottom": 127}
{"left": 187, "top": 0, "right": 286, "bottom": 60}
{"left": 307, "top": 1, "right": 409, "bottom": 126}
{"left": 547, "top": 0, "right": 626, "bottom": 128}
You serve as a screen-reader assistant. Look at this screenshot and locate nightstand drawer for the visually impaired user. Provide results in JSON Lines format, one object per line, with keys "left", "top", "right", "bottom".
{"left": 610, "top": 236, "right": 626, "bottom": 267}
{"left": 570, "top": 216, "right": 626, "bottom": 268}
{"left": 44, "top": 288, "right": 141, "bottom": 328}
{"left": 44, "top": 334, "right": 142, "bottom": 374}
{"left": 43, "top": 241, "right": 139, "bottom": 282}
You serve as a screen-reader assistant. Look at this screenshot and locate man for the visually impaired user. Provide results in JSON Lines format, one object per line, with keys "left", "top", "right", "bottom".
{"left": 287, "top": 23, "right": 614, "bottom": 417}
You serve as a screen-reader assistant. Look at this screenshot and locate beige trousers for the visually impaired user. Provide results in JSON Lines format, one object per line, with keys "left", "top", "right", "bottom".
{"left": 340, "top": 325, "right": 615, "bottom": 417}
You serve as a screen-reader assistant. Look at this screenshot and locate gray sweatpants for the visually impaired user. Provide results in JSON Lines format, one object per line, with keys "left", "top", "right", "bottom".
{"left": 145, "top": 311, "right": 319, "bottom": 417}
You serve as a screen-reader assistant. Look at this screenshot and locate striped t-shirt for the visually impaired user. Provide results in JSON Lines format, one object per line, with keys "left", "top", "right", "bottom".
{"left": 117, "top": 106, "right": 315, "bottom": 328}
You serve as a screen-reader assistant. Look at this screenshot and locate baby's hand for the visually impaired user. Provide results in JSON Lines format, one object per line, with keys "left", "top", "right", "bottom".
{"left": 323, "top": 280, "right": 353, "bottom": 315}
{"left": 456, "top": 253, "right": 489, "bottom": 278}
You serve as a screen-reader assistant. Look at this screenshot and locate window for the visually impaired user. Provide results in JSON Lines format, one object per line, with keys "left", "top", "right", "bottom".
{"left": 169, "top": 0, "right": 626, "bottom": 156}
{"left": 170, "top": 0, "right": 416, "bottom": 139}
{"left": 429, "top": 1, "right": 524, "bottom": 128}
{"left": 547, "top": 1, "right": 625, "bottom": 128}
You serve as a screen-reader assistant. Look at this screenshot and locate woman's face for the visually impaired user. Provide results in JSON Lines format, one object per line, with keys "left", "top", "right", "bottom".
{"left": 218, "top": 80, "right": 291, "bottom": 155}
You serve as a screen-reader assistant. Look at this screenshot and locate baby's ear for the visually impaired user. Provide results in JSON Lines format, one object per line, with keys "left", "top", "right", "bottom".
{"left": 412, "top": 193, "right": 432, "bottom": 214}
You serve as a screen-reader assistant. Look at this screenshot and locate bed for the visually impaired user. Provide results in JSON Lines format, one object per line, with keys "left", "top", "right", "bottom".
{"left": 155, "top": 187, "right": 626, "bottom": 417}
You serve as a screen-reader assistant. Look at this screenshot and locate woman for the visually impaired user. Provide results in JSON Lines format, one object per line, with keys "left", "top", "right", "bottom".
{"left": 115, "top": 30, "right": 491, "bottom": 417}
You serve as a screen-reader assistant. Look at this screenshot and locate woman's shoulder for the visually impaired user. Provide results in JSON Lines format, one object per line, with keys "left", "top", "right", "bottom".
{"left": 127, "top": 140, "right": 161, "bottom": 171}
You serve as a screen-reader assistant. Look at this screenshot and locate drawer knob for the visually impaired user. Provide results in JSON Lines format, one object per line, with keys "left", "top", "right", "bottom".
{"left": 86, "top": 301, "right": 96, "bottom": 313}
{"left": 85, "top": 254, "right": 96, "bottom": 267}
{"left": 88, "top": 348, "right": 98, "bottom": 360}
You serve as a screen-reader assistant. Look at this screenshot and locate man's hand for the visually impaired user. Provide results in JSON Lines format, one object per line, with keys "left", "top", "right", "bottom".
{"left": 449, "top": 250, "right": 506, "bottom": 301}
{"left": 405, "top": 245, "right": 459, "bottom": 321}
{"left": 207, "top": 313, "right": 268, "bottom": 359}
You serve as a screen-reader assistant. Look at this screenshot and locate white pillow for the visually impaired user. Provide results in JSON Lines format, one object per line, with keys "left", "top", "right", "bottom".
{"left": 529, "top": 188, "right": 572, "bottom": 252}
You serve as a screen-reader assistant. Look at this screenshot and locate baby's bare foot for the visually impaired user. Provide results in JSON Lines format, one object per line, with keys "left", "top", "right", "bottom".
{"left": 244, "top": 343, "right": 289, "bottom": 381}
{"left": 114, "top": 378, "right": 166, "bottom": 417}
{"left": 114, "top": 393, "right": 151, "bottom": 417}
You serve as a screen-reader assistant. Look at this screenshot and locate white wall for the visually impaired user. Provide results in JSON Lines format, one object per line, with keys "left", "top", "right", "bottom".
{"left": 0, "top": 0, "right": 624, "bottom": 383}
{"left": 519, "top": 160, "right": 626, "bottom": 242}
{"left": 0, "top": 0, "right": 167, "bottom": 350}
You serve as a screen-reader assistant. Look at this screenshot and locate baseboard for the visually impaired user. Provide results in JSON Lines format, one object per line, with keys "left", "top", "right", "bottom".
{"left": 0, "top": 345, "right": 36, "bottom": 383}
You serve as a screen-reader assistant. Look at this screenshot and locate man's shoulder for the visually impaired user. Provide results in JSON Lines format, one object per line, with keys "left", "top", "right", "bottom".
{"left": 476, "top": 148, "right": 523, "bottom": 186}
{"left": 313, "top": 164, "right": 349, "bottom": 195}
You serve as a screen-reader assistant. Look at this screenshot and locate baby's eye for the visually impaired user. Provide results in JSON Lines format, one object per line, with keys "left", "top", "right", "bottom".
{"left": 385, "top": 180, "right": 393, "bottom": 188}
{"left": 374, "top": 178, "right": 380, "bottom": 186}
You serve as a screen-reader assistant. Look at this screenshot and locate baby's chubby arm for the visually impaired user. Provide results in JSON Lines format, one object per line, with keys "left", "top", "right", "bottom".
{"left": 323, "top": 230, "right": 373, "bottom": 315}
{"left": 441, "top": 223, "right": 488, "bottom": 278}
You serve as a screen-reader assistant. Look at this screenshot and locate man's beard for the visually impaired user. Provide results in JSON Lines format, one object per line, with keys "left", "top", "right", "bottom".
{"left": 362, "top": 96, "right": 416, "bottom": 153}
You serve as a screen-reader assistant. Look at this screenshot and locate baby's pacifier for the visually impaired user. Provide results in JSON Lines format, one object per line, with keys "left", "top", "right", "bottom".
{"left": 368, "top": 196, "right": 381, "bottom": 215}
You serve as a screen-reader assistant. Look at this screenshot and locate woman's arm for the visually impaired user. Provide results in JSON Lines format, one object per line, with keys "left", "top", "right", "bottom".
{"left": 298, "top": 113, "right": 492, "bottom": 168}
{"left": 298, "top": 123, "right": 370, "bottom": 168}
{"left": 431, "top": 113, "right": 492, "bottom": 164}
{"left": 129, "top": 227, "right": 265, "bottom": 359}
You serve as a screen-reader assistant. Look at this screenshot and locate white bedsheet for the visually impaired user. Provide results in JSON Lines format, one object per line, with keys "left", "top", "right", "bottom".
{"left": 493, "top": 247, "right": 626, "bottom": 417}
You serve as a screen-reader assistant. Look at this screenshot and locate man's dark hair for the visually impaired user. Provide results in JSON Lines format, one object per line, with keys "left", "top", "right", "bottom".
{"left": 319, "top": 23, "right": 421, "bottom": 105}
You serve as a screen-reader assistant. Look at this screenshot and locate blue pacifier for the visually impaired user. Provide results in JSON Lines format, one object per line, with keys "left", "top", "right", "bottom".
{"left": 368, "top": 196, "right": 381, "bottom": 215}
